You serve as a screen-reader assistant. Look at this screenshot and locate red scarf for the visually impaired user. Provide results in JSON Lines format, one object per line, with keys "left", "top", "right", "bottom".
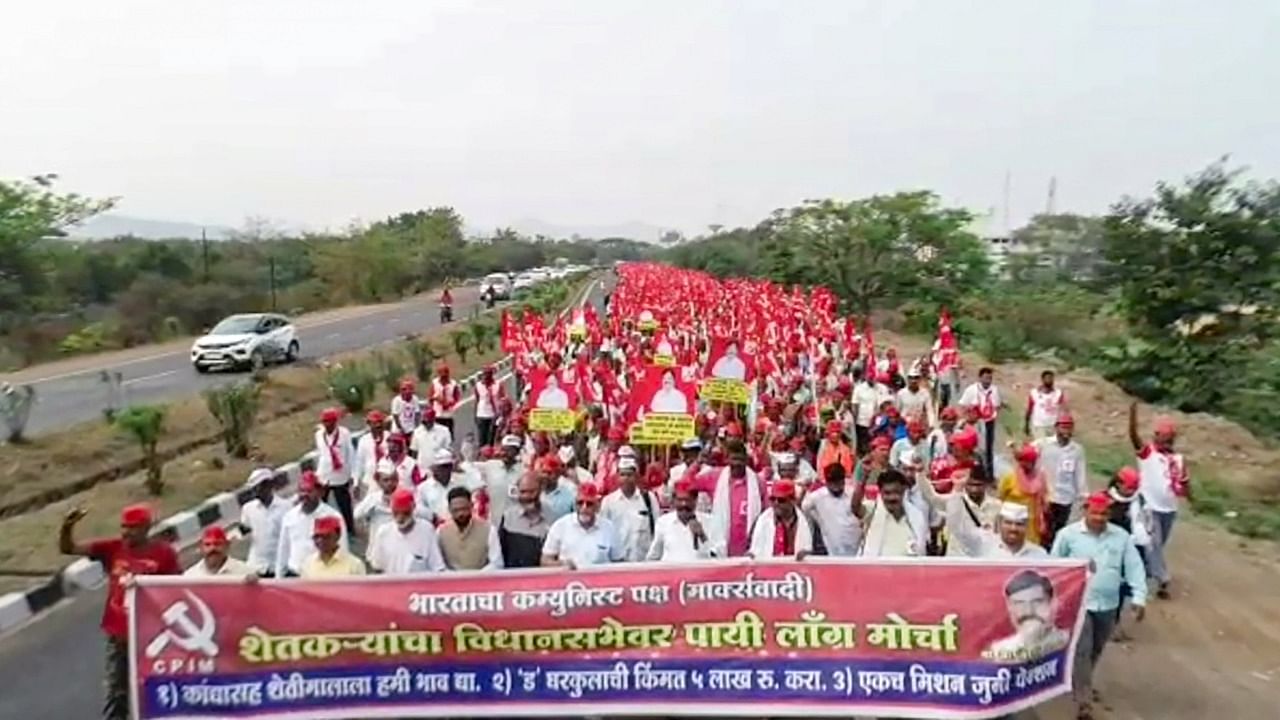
{"left": 772, "top": 515, "right": 795, "bottom": 557}
{"left": 325, "top": 429, "right": 344, "bottom": 471}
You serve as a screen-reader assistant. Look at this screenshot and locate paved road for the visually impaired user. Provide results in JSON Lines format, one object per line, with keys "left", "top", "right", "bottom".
{"left": 10, "top": 286, "right": 496, "bottom": 437}
{"left": 0, "top": 277, "right": 608, "bottom": 720}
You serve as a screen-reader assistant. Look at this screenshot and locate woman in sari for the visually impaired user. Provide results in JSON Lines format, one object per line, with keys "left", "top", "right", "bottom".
{"left": 997, "top": 442, "right": 1049, "bottom": 547}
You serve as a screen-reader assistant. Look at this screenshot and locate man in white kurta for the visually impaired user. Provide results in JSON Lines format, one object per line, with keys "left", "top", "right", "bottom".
{"left": 367, "top": 489, "right": 446, "bottom": 574}
{"left": 601, "top": 458, "right": 661, "bottom": 562}
{"left": 647, "top": 479, "right": 724, "bottom": 562}
{"left": 748, "top": 479, "right": 813, "bottom": 559}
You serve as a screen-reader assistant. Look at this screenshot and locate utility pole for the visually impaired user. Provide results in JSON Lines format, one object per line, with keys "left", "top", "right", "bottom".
{"left": 1046, "top": 176, "right": 1058, "bottom": 215}
{"left": 1002, "top": 170, "right": 1012, "bottom": 235}
{"left": 201, "top": 228, "right": 210, "bottom": 282}
{"left": 268, "top": 256, "right": 277, "bottom": 310}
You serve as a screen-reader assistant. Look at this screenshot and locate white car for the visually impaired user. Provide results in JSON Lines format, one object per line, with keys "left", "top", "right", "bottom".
{"left": 481, "top": 272, "right": 512, "bottom": 300}
{"left": 191, "top": 313, "right": 299, "bottom": 373}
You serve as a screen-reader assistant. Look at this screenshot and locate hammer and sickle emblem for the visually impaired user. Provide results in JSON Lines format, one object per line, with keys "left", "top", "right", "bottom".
{"left": 144, "top": 590, "right": 219, "bottom": 658}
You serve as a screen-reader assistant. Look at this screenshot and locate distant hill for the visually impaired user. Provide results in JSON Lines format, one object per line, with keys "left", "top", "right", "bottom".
{"left": 66, "top": 214, "right": 233, "bottom": 240}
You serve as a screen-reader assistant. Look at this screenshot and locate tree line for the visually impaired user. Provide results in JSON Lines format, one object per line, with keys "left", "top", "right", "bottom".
{"left": 665, "top": 161, "right": 1280, "bottom": 438}
{"left": 0, "top": 178, "right": 653, "bottom": 369}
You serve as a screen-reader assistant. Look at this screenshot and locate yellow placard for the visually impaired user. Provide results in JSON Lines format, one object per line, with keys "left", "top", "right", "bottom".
{"left": 699, "top": 377, "right": 750, "bottom": 404}
{"left": 528, "top": 408, "right": 576, "bottom": 433}
{"left": 569, "top": 325, "right": 587, "bottom": 340}
{"left": 654, "top": 353, "right": 676, "bottom": 367}
{"left": 638, "top": 320, "right": 658, "bottom": 332}
{"left": 629, "top": 412, "right": 695, "bottom": 445}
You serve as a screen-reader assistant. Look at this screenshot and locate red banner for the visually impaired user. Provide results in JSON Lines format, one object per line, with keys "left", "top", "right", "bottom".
{"left": 130, "top": 559, "right": 1087, "bottom": 719}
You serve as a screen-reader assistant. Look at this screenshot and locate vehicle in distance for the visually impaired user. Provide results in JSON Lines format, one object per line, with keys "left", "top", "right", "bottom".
{"left": 481, "top": 272, "right": 512, "bottom": 300}
{"left": 191, "top": 313, "right": 299, "bottom": 373}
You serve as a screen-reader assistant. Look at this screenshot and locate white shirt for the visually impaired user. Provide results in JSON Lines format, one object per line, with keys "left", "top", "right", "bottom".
{"left": 353, "top": 433, "right": 388, "bottom": 489}
{"left": 431, "top": 378, "right": 461, "bottom": 418}
{"left": 853, "top": 382, "right": 879, "bottom": 426}
{"left": 410, "top": 424, "right": 452, "bottom": 461}
{"left": 1138, "top": 444, "right": 1184, "bottom": 513}
{"left": 353, "top": 490, "right": 395, "bottom": 538}
{"left": 601, "top": 486, "right": 661, "bottom": 562}
{"left": 474, "top": 381, "right": 501, "bottom": 420}
{"left": 314, "top": 426, "right": 355, "bottom": 486}
{"left": 184, "top": 556, "right": 253, "bottom": 577}
{"left": 415, "top": 472, "right": 485, "bottom": 524}
{"left": 646, "top": 511, "right": 723, "bottom": 562}
{"left": 543, "top": 515, "right": 624, "bottom": 568}
{"left": 389, "top": 394, "right": 421, "bottom": 434}
{"left": 896, "top": 387, "right": 935, "bottom": 425}
{"left": 801, "top": 486, "right": 861, "bottom": 556}
{"left": 979, "top": 536, "right": 1049, "bottom": 559}
{"left": 747, "top": 508, "right": 814, "bottom": 559}
{"left": 1036, "top": 438, "right": 1089, "bottom": 506}
{"left": 477, "top": 459, "right": 524, "bottom": 520}
{"left": 960, "top": 382, "right": 1002, "bottom": 420}
{"left": 367, "top": 520, "right": 446, "bottom": 575}
{"left": 1028, "top": 387, "right": 1065, "bottom": 429}
{"left": 275, "top": 502, "right": 348, "bottom": 577}
{"left": 239, "top": 496, "right": 288, "bottom": 575}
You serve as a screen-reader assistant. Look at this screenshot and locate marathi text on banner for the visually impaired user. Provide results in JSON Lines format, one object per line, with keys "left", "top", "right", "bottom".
{"left": 629, "top": 413, "right": 696, "bottom": 445}
{"left": 527, "top": 408, "right": 576, "bottom": 433}
{"left": 130, "top": 559, "right": 1087, "bottom": 720}
{"left": 700, "top": 377, "right": 750, "bottom": 405}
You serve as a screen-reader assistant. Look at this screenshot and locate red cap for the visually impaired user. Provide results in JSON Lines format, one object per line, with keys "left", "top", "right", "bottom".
{"left": 1015, "top": 443, "right": 1039, "bottom": 464}
{"left": 120, "top": 503, "right": 153, "bottom": 528}
{"left": 577, "top": 482, "right": 602, "bottom": 503}
{"left": 313, "top": 516, "right": 343, "bottom": 536}
{"left": 825, "top": 420, "right": 842, "bottom": 435}
{"left": 365, "top": 410, "right": 386, "bottom": 424}
{"left": 871, "top": 435, "right": 893, "bottom": 451}
{"left": 837, "top": 377, "right": 853, "bottom": 391}
{"left": 1153, "top": 415, "right": 1177, "bottom": 437}
{"left": 387, "top": 433, "right": 406, "bottom": 446}
{"left": 320, "top": 407, "right": 341, "bottom": 424}
{"left": 537, "top": 455, "right": 562, "bottom": 474}
{"left": 885, "top": 406, "right": 900, "bottom": 418}
{"left": 1085, "top": 491, "right": 1113, "bottom": 513}
{"left": 298, "top": 470, "right": 320, "bottom": 493}
{"left": 725, "top": 422, "right": 743, "bottom": 438}
{"left": 672, "top": 478, "right": 696, "bottom": 498}
{"left": 435, "top": 360, "right": 450, "bottom": 374}
{"left": 754, "top": 419, "right": 771, "bottom": 434}
{"left": 607, "top": 426, "right": 626, "bottom": 442}
{"left": 201, "top": 526, "right": 229, "bottom": 546}
{"left": 390, "top": 488, "right": 416, "bottom": 513}
{"left": 1117, "top": 467, "right": 1140, "bottom": 492}
{"left": 1055, "top": 412, "right": 1075, "bottom": 426}
{"left": 907, "top": 418, "right": 926, "bottom": 433}
{"left": 940, "top": 407, "right": 959, "bottom": 421}
{"left": 770, "top": 479, "right": 797, "bottom": 500}
{"left": 951, "top": 428, "right": 979, "bottom": 451}
{"left": 422, "top": 407, "right": 437, "bottom": 421}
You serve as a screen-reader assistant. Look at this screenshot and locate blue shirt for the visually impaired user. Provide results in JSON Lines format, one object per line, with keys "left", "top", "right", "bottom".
{"left": 1050, "top": 521, "right": 1148, "bottom": 612}
{"left": 541, "top": 481, "right": 578, "bottom": 523}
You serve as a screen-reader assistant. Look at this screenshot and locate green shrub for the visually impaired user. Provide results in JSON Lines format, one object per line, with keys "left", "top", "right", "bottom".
{"left": 325, "top": 362, "right": 378, "bottom": 413}
{"left": 372, "top": 351, "right": 407, "bottom": 394}
{"left": 114, "top": 405, "right": 166, "bottom": 494}
{"left": 203, "top": 382, "right": 261, "bottom": 458}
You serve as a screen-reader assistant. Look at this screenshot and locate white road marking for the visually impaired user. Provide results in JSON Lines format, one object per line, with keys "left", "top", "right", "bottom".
{"left": 121, "top": 370, "right": 178, "bottom": 386}
{"left": 325, "top": 332, "right": 341, "bottom": 340}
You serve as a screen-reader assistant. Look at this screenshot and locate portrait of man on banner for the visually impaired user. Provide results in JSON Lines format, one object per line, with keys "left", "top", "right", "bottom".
{"left": 640, "top": 365, "right": 696, "bottom": 416}
{"left": 983, "top": 569, "right": 1072, "bottom": 663}
{"left": 528, "top": 368, "right": 577, "bottom": 411}
{"left": 705, "top": 338, "right": 754, "bottom": 383}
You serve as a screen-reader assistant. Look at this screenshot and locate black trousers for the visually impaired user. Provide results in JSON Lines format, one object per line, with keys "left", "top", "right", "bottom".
{"left": 323, "top": 483, "right": 355, "bottom": 533}
{"left": 1045, "top": 501, "right": 1073, "bottom": 549}
{"left": 437, "top": 417, "right": 455, "bottom": 437}
{"left": 104, "top": 637, "right": 128, "bottom": 720}
{"left": 855, "top": 425, "right": 871, "bottom": 456}
{"left": 982, "top": 420, "right": 997, "bottom": 477}
{"left": 477, "top": 417, "right": 496, "bottom": 447}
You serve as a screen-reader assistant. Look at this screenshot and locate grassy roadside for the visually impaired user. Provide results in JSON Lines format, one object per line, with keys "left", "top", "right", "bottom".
{"left": 986, "top": 356, "right": 1280, "bottom": 541}
{"left": 0, "top": 275, "right": 593, "bottom": 577}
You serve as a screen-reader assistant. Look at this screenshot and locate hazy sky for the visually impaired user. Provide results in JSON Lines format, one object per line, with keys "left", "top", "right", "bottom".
{"left": 3, "top": 0, "right": 1278, "bottom": 235}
